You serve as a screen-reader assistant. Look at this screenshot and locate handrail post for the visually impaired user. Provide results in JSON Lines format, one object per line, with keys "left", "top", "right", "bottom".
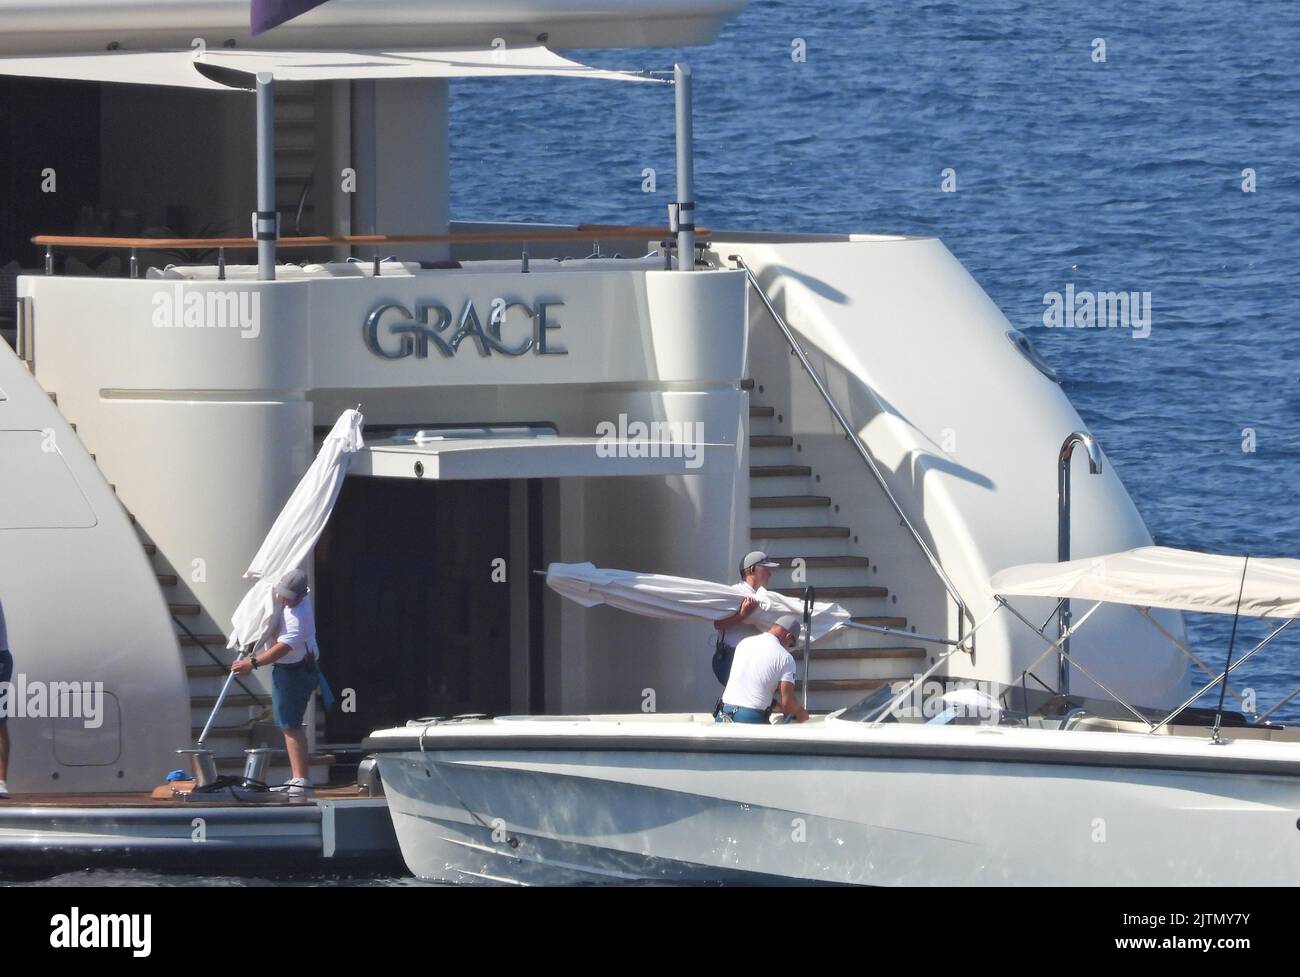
{"left": 254, "top": 72, "right": 278, "bottom": 281}
{"left": 673, "top": 63, "right": 695, "bottom": 271}
{"left": 1057, "top": 432, "right": 1103, "bottom": 695}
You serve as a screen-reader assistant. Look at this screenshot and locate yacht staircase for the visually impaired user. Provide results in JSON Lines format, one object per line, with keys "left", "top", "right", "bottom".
{"left": 747, "top": 399, "right": 928, "bottom": 713}
{"left": 40, "top": 385, "right": 333, "bottom": 785}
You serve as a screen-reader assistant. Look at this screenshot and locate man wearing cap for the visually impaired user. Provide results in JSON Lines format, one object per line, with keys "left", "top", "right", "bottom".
{"left": 710, "top": 550, "right": 781, "bottom": 685}
{"left": 231, "top": 569, "right": 330, "bottom": 793}
{"left": 716, "top": 615, "right": 811, "bottom": 724}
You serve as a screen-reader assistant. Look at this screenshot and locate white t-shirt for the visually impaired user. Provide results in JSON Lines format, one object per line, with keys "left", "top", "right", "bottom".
{"left": 275, "top": 594, "right": 318, "bottom": 666}
{"left": 722, "top": 632, "right": 797, "bottom": 710}
{"left": 718, "top": 583, "right": 762, "bottom": 649}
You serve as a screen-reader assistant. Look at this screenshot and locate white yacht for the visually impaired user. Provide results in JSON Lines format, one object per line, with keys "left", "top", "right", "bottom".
{"left": 1, "top": 0, "right": 1293, "bottom": 881}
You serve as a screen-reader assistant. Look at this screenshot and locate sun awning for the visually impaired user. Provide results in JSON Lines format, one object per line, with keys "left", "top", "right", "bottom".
{"left": 0, "top": 45, "right": 658, "bottom": 91}
{"left": 352, "top": 432, "right": 728, "bottom": 481}
{"left": 991, "top": 546, "right": 1300, "bottom": 620}
{"left": 546, "top": 562, "right": 852, "bottom": 644}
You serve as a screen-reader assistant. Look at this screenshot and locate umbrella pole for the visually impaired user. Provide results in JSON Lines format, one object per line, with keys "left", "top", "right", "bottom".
{"left": 801, "top": 586, "right": 814, "bottom": 709}
{"left": 196, "top": 648, "right": 249, "bottom": 747}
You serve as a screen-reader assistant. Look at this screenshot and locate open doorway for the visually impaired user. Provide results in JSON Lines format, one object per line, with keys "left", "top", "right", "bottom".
{"left": 314, "top": 476, "right": 525, "bottom": 743}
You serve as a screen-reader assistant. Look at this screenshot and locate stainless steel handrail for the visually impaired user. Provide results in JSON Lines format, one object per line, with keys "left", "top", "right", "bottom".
{"left": 730, "top": 255, "right": 973, "bottom": 649}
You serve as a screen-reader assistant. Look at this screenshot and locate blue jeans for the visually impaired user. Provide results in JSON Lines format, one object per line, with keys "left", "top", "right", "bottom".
{"left": 715, "top": 703, "right": 770, "bottom": 724}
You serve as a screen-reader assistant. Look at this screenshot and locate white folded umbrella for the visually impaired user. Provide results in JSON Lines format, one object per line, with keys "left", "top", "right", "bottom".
{"left": 545, "top": 561, "right": 851, "bottom": 643}
{"left": 227, "top": 408, "right": 365, "bottom": 652}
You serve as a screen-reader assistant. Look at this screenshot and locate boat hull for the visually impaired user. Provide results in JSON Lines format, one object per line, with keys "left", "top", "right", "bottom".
{"left": 373, "top": 722, "right": 1300, "bottom": 885}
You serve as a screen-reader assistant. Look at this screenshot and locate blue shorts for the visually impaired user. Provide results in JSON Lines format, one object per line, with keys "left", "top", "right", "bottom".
{"left": 0, "top": 649, "right": 12, "bottom": 725}
{"left": 272, "top": 660, "right": 318, "bottom": 730}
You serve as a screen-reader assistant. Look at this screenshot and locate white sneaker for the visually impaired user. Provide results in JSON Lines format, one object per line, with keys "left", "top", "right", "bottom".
{"left": 286, "top": 777, "right": 312, "bottom": 797}
{"left": 0, "top": 781, "right": 9, "bottom": 798}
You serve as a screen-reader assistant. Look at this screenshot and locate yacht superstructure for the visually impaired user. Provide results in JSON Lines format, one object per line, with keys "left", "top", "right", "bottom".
{"left": 0, "top": 0, "right": 1188, "bottom": 805}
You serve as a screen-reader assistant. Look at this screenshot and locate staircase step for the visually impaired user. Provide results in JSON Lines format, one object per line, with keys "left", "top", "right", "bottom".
{"left": 187, "top": 664, "right": 233, "bottom": 678}
{"left": 771, "top": 555, "right": 870, "bottom": 568}
{"left": 156, "top": 573, "right": 178, "bottom": 587}
{"left": 792, "top": 647, "right": 925, "bottom": 662}
{"left": 774, "top": 586, "right": 887, "bottom": 600}
{"left": 179, "top": 634, "right": 228, "bottom": 648}
{"left": 169, "top": 603, "right": 201, "bottom": 616}
{"left": 752, "top": 526, "right": 849, "bottom": 539}
{"left": 189, "top": 694, "right": 266, "bottom": 710}
{"left": 853, "top": 616, "right": 909, "bottom": 629}
{"left": 48, "top": 391, "right": 57, "bottom": 404}
{"left": 141, "top": 542, "right": 157, "bottom": 556}
{"left": 751, "top": 495, "right": 831, "bottom": 509}
{"left": 750, "top": 465, "right": 811, "bottom": 478}
{"left": 750, "top": 435, "right": 793, "bottom": 448}
{"left": 805, "top": 678, "right": 906, "bottom": 694}
{"left": 749, "top": 405, "right": 775, "bottom": 418}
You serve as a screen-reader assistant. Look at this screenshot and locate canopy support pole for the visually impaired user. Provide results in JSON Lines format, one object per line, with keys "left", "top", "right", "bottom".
{"left": 1150, "top": 617, "right": 1295, "bottom": 735}
{"left": 1056, "top": 432, "right": 1103, "bottom": 696}
{"left": 673, "top": 63, "right": 695, "bottom": 271}
{"left": 1133, "top": 606, "right": 1250, "bottom": 714}
{"left": 254, "top": 72, "right": 279, "bottom": 281}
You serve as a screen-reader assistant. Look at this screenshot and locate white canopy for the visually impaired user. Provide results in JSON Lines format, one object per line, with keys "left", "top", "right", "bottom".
{"left": 991, "top": 545, "right": 1300, "bottom": 620}
{"left": 228, "top": 408, "right": 365, "bottom": 650}
{"left": 0, "top": 46, "right": 657, "bottom": 91}
{"left": 545, "top": 562, "right": 851, "bottom": 643}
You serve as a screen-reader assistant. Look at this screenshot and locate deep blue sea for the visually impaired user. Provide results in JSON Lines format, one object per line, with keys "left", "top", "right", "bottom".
{"left": 451, "top": 0, "right": 1300, "bottom": 721}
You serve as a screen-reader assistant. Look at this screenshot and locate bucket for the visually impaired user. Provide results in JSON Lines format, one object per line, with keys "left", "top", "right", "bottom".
{"left": 241, "top": 748, "right": 280, "bottom": 785}
{"left": 176, "top": 749, "right": 218, "bottom": 787}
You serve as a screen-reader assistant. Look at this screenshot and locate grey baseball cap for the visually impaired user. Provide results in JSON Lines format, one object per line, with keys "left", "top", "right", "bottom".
{"left": 774, "top": 614, "right": 802, "bottom": 640}
{"left": 739, "top": 550, "right": 780, "bottom": 576}
{"left": 273, "top": 569, "right": 310, "bottom": 601}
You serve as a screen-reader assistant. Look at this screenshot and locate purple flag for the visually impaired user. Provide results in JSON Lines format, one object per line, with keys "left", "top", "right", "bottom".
{"left": 251, "top": 0, "right": 332, "bottom": 35}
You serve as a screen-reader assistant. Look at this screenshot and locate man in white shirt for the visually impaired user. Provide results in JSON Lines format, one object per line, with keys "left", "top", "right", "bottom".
{"left": 717, "top": 614, "right": 811, "bottom": 724}
{"left": 710, "top": 550, "right": 780, "bottom": 685}
{"left": 0, "top": 600, "right": 10, "bottom": 797}
{"left": 231, "top": 569, "right": 330, "bottom": 794}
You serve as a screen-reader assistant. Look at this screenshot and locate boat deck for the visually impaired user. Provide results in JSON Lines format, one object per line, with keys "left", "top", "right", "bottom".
{"left": 0, "top": 783, "right": 400, "bottom": 869}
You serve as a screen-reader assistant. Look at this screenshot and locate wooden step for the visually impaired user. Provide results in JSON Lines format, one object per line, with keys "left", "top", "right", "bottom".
{"left": 805, "top": 678, "right": 905, "bottom": 693}
{"left": 179, "top": 633, "right": 228, "bottom": 648}
{"left": 853, "top": 615, "right": 909, "bottom": 629}
{"left": 751, "top": 495, "right": 830, "bottom": 509}
{"left": 791, "top": 647, "right": 925, "bottom": 662}
{"left": 750, "top": 465, "right": 811, "bottom": 478}
{"left": 48, "top": 391, "right": 57, "bottom": 404}
{"left": 750, "top": 435, "right": 793, "bottom": 448}
{"left": 156, "top": 573, "right": 178, "bottom": 587}
{"left": 752, "top": 526, "right": 849, "bottom": 539}
{"left": 187, "top": 664, "right": 234, "bottom": 678}
{"left": 169, "top": 603, "right": 201, "bottom": 616}
{"left": 749, "top": 405, "right": 775, "bottom": 418}
{"left": 189, "top": 694, "right": 267, "bottom": 710}
{"left": 771, "top": 555, "right": 870, "bottom": 568}
{"left": 141, "top": 542, "right": 157, "bottom": 556}
{"left": 774, "top": 585, "right": 887, "bottom": 599}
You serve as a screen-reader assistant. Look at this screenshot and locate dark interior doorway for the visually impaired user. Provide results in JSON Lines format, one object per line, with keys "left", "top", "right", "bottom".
{"left": 315, "top": 477, "right": 514, "bottom": 742}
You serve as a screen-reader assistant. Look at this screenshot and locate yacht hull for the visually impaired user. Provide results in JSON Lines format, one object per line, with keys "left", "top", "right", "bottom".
{"left": 371, "top": 719, "right": 1300, "bottom": 885}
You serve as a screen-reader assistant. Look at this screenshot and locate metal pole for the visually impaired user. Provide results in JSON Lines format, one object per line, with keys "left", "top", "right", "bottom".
{"left": 254, "top": 72, "right": 278, "bottom": 281}
{"left": 673, "top": 63, "right": 695, "bottom": 271}
{"left": 1057, "top": 431, "right": 1103, "bottom": 694}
